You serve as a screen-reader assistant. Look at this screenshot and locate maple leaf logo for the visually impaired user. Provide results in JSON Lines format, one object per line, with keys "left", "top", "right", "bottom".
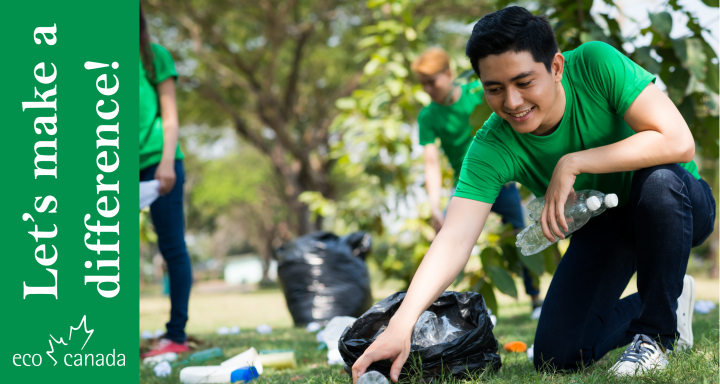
{"left": 46, "top": 316, "right": 94, "bottom": 366}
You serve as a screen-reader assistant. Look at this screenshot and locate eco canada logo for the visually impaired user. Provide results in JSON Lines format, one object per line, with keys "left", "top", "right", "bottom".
{"left": 13, "top": 316, "right": 126, "bottom": 368}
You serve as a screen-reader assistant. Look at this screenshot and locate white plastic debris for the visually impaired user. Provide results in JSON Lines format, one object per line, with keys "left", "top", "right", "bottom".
{"left": 256, "top": 324, "right": 273, "bottom": 334}
{"left": 322, "top": 316, "right": 357, "bottom": 365}
{"left": 327, "top": 349, "right": 344, "bottom": 365}
{"left": 306, "top": 322, "right": 321, "bottom": 332}
{"left": 316, "top": 330, "right": 325, "bottom": 343}
{"left": 531, "top": 307, "right": 542, "bottom": 320}
{"left": 144, "top": 352, "right": 178, "bottom": 366}
{"left": 154, "top": 329, "right": 165, "bottom": 338}
{"left": 695, "top": 300, "right": 716, "bottom": 314}
{"left": 154, "top": 361, "right": 172, "bottom": 377}
{"left": 358, "top": 370, "right": 389, "bottom": 384}
{"left": 141, "top": 330, "right": 154, "bottom": 339}
{"left": 527, "top": 344, "right": 534, "bottom": 361}
{"left": 221, "top": 347, "right": 263, "bottom": 374}
{"left": 180, "top": 348, "right": 264, "bottom": 383}
{"left": 140, "top": 180, "right": 161, "bottom": 209}
{"left": 488, "top": 309, "right": 496, "bottom": 327}
{"left": 229, "top": 325, "right": 240, "bottom": 334}
{"left": 217, "top": 326, "right": 230, "bottom": 335}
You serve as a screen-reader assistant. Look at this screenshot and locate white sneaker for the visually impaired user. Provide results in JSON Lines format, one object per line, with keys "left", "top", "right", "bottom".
{"left": 611, "top": 334, "right": 668, "bottom": 376}
{"left": 675, "top": 274, "right": 696, "bottom": 350}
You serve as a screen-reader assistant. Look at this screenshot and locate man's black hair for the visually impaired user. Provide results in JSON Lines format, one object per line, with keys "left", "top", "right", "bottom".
{"left": 466, "top": 6, "right": 558, "bottom": 77}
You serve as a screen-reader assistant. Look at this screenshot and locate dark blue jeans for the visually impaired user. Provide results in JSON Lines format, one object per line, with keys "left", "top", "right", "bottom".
{"left": 451, "top": 183, "right": 540, "bottom": 296}
{"left": 534, "top": 164, "right": 716, "bottom": 371}
{"left": 140, "top": 160, "right": 192, "bottom": 343}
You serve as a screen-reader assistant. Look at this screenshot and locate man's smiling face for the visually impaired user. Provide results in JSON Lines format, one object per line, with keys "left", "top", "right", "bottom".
{"left": 478, "top": 50, "right": 564, "bottom": 135}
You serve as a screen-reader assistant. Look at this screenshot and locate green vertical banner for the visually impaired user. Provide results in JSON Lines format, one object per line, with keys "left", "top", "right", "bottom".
{"left": 0, "top": 1, "right": 138, "bottom": 383}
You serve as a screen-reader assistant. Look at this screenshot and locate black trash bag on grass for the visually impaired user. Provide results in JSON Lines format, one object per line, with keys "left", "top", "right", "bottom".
{"left": 340, "top": 291, "right": 501, "bottom": 380}
{"left": 274, "top": 231, "right": 373, "bottom": 326}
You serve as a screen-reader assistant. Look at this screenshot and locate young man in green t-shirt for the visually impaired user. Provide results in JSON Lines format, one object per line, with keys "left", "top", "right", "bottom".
{"left": 352, "top": 7, "right": 715, "bottom": 382}
{"left": 412, "top": 47, "right": 542, "bottom": 308}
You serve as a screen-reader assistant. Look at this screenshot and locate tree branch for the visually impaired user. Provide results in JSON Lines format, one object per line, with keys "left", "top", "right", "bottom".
{"left": 283, "top": 26, "right": 314, "bottom": 120}
{"left": 195, "top": 83, "right": 270, "bottom": 155}
{"left": 181, "top": 3, "right": 265, "bottom": 93}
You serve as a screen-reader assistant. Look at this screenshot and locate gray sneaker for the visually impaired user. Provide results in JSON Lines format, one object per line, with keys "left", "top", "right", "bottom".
{"left": 611, "top": 334, "right": 668, "bottom": 376}
{"left": 675, "top": 274, "right": 696, "bottom": 350}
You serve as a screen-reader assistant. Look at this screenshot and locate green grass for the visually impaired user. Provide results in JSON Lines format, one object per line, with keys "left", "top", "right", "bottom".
{"left": 140, "top": 303, "right": 719, "bottom": 383}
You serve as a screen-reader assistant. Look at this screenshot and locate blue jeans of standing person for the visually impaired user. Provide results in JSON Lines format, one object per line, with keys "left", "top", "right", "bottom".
{"left": 140, "top": 160, "right": 193, "bottom": 344}
{"left": 450, "top": 183, "right": 540, "bottom": 296}
{"left": 533, "top": 164, "right": 716, "bottom": 371}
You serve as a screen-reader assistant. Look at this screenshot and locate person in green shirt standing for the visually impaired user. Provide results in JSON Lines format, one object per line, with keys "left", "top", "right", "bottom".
{"left": 139, "top": 6, "right": 193, "bottom": 358}
{"left": 352, "top": 7, "right": 714, "bottom": 382}
{"left": 412, "top": 48, "right": 542, "bottom": 309}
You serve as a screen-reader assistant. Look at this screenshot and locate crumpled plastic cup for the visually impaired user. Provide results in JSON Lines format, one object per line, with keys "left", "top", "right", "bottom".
{"left": 412, "top": 311, "right": 441, "bottom": 347}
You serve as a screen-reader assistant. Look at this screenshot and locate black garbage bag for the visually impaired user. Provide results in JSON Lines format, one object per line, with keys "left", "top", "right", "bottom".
{"left": 339, "top": 291, "right": 501, "bottom": 380}
{"left": 274, "top": 231, "right": 373, "bottom": 326}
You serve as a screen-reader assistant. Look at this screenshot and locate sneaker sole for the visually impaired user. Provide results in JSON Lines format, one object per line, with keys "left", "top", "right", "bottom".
{"left": 678, "top": 275, "right": 695, "bottom": 350}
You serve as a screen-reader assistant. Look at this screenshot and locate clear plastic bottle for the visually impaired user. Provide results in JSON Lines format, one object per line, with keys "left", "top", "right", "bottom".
{"left": 517, "top": 191, "right": 618, "bottom": 256}
{"left": 526, "top": 190, "right": 618, "bottom": 222}
{"left": 358, "top": 371, "right": 389, "bottom": 384}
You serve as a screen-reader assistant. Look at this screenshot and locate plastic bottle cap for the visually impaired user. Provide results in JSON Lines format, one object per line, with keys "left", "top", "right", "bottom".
{"left": 604, "top": 194, "right": 619, "bottom": 208}
{"left": 586, "top": 196, "right": 601, "bottom": 211}
{"left": 230, "top": 366, "right": 259, "bottom": 383}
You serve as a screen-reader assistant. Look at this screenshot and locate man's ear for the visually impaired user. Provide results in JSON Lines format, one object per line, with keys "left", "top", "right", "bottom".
{"left": 552, "top": 52, "right": 565, "bottom": 82}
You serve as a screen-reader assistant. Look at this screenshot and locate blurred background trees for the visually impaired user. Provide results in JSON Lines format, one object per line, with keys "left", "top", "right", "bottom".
{"left": 141, "top": 0, "right": 719, "bottom": 303}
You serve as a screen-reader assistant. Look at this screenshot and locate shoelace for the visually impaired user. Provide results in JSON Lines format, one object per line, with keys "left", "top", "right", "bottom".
{"left": 618, "top": 334, "right": 658, "bottom": 364}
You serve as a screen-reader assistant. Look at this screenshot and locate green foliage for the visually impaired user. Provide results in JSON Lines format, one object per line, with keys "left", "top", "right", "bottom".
{"left": 139, "top": 208, "right": 157, "bottom": 244}
{"left": 487, "top": 266, "right": 518, "bottom": 299}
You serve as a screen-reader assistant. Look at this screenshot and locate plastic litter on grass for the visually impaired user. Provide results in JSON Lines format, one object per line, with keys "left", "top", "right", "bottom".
{"left": 154, "top": 361, "right": 172, "bottom": 377}
{"left": 503, "top": 341, "right": 527, "bottom": 353}
{"left": 695, "top": 300, "right": 716, "bottom": 314}
{"left": 143, "top": 352, "right": 178, "bottom": 366}
{"left": 256, "top": 324, "right": 272, "bottom": 334}
{"left": 358, "top": 370, "right": 389, "bottom": 384}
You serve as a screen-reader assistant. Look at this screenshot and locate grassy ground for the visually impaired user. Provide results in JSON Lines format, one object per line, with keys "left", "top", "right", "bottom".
{"left": 140, "top": 278, "right": 719, "bottom": 384}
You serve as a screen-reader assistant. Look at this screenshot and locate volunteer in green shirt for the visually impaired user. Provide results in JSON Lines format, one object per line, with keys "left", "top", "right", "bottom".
{"left": 139, "top": 6, "right": 193, "bottom": 358}
{"left": 352, "top": 7, "right": 714, "bottom": 382}
{"left": 412, "top": 47, "right": 542, "bottom": 308}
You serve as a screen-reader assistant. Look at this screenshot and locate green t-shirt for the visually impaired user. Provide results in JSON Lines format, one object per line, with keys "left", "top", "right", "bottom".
{"left": 139, "top": 44, "right": 184, "bottom": 171}
{"left": 418, "top": 81, "right": 485, "bottom": 183}
{"left": 455, "top": 41, "right": 699, "bottom": 206}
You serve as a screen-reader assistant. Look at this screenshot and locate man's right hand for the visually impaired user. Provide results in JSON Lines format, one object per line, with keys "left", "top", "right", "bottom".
{"left": 351, "top": 321, "right": 412, "bottom": 383}
{"left": 431, "top": 208, "right": 444, "bottom": 233}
